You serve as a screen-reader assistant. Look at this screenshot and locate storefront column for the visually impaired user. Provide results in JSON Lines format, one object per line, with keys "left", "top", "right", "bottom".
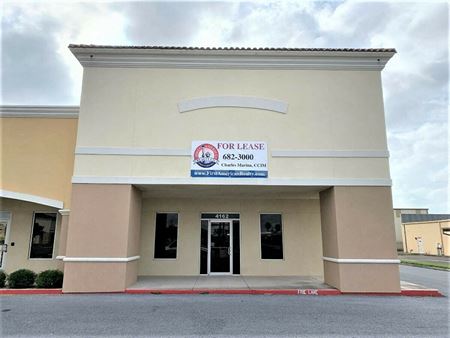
{"left": 56, "top": 209, "right": 70, "bottom": 270}
{"left": 319, "top": 186, "right": 400, "bottom": 293}
{"left": 62, "top": 184, "right": 142, "bottom": 293}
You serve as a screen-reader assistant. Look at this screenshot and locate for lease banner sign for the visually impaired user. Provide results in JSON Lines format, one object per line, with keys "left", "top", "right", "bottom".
{"left": 191, "top": 141, "right": 268, "bottom": 178}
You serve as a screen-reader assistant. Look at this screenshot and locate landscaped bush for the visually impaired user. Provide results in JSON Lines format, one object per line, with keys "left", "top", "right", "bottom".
{"left": 7, "top": 269, "right": 36, "bottom": 288}
{"left": 0, "top": 270, "right": 6, "bottom": 288}
{"left": 36, "top": 270, "right": 63, "bottom": 288}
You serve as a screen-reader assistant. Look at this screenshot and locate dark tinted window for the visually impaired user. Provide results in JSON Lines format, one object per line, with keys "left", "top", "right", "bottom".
{"left": 200, "top": 220, "right": 208, "bottom": 274}
{"left": 30, "top": 213, "right": 57, "bottom": 259}
{"left": 154, "top": 213, "right": 178, "bottom": 259}
{"left": 260, "top": 214, "right": 283, "bottom": 259}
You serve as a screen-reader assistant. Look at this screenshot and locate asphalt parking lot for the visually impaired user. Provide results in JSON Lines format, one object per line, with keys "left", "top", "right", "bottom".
{"left": 1, "top": 293, "right": 449, "bottom": 337}
{"left": 400, "top": 264, "right": 449, "bottom": 296}
{"left": 1, "top": 265, "right": 448, "bottom": 337}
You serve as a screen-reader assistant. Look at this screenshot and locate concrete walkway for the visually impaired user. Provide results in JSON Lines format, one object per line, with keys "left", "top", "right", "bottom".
{"left": 126, "top": 276, "right": 440, "bottom": 296}
{"left": 128, "top": 275, "right": 330, "bottom": 290}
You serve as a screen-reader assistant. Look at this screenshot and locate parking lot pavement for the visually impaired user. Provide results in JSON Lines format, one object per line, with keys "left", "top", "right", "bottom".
{"left": 1, "top": 294, "right": 449, "bottom": 337}
{"left": 400, "top": 264, "right": 449, "bottom": 296}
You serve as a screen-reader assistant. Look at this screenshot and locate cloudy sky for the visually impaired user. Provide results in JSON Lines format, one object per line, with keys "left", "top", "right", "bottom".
{"left": 1, "top": 0, "right": 448, "bottom": 212}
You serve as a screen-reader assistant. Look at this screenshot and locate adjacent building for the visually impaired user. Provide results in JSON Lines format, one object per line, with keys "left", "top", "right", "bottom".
{"left": 393, "top": 208, "right": 429, "bottom": 251}
{"left": 402, "top": 214, "right": 450, "bottom": 256}
{"left": 0, "top": 45, "right": 401, "bottom": 293}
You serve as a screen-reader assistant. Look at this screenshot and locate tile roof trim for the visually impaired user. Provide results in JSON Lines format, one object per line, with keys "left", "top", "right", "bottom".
{"left": 68, "top": 44, "right": 396, "bottom": 70}
{"left": 69, "top": 44, "right": 396, "bottom": 53}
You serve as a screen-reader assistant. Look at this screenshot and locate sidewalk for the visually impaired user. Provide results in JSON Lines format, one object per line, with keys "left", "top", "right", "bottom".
{"left": 125, "top": 275, "right": 442, "bottom": 296}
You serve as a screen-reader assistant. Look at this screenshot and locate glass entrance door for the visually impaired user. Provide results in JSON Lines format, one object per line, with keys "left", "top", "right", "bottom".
{"left": 209, "top": 221, "right": 232, "bottom": 274}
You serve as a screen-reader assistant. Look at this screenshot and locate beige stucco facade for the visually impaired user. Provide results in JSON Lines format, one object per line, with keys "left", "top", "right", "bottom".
{"left": 74, "top": 67, "right": 390, "bottom": 182}
{"left": 403, "top": 220, "right": 450, "bottom": 256}
{"left": 0, "top": 199, "right": 61, "bottom": 273}
{"left": 1, "top": 46, "right": 401, "bottom": 293}
{"left": 139, "top": 197, "right": 323, "bottom": 277}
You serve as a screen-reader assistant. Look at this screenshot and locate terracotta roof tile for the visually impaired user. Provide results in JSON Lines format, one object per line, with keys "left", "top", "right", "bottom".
{"left": 68, "top": 44, "right": 396, "bottom": 53}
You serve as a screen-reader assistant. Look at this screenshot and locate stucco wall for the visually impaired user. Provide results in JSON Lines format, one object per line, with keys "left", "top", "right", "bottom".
{"left": 0, "top": 117, "right": 77, "bottom": 207}
{"left": 74, "top": 67, "right": 390, "bottom": 181}
{"left": 403, "top": 221, "right": 449, "bottom": 256}
{"left": 138, "top": 197, "right": 323, "bottom": 277}
{"left": 0, "top": 198, "right": 61, "bottom": 273}
{"left": 393, "top": 209, "right": 428, "bottom": 251}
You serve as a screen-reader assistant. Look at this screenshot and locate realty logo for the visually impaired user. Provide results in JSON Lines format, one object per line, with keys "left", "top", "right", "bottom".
{"left": 193, "top": 143, "right": 219, "bottom": 168}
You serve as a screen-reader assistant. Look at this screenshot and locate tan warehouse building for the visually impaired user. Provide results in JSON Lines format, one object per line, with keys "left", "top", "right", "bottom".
{"left": 402, "top": 214, "right": 450, "bottom": 256}
{"left": 393, "top": 208, "right": 429, "bottom": 251}
{"left": 0, "top": 45, "right": 401, "bottom": 293}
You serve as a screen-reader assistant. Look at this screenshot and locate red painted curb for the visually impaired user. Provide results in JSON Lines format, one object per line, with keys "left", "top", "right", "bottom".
{"left": 401, "top": 289, "right": 442, "bottom": 297}
{"left": 0, "top": 288, "right": 441, "bottom": 297}
{"left": 341, "top": 289, "right": 443, "bottom": 297}
{"left": 0, "top": 289, "right": 62, "bottom": 295}
{"left": 125, "top": 289, "right": 342, "bottom": 296}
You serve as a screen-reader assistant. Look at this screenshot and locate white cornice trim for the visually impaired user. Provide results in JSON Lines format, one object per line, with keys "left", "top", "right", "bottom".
{"left": 272, "top": 150, "right": 389, "bottom": 158}
{"left": 71, "top": 176, "right": 392, "bottom": 187}
{"left": 56, "top": 256, "right": 65, "bottom": 260}
{"left": 63, "top": 255, "right": 140, "bottom": 262}
{"left": 75, "top": 147, "right": 190, "bottom": 156}
{"left": 0, "top": 189, "right": 64, "bottom": 209}
{"left": 178, "top": 96, "right": 288, "bottom": 114}
{"left": 69, "top": 48, "right": 394, "bottom": 70}
{"left": 323, "top": 257, "right": 400, "bottom": 264}
{"left": 0, "top": 105, "right": 79, "bottom": 118}
{"left": 58, "top": 209, "right": 70, "bottom": 216}
{"left": 75, "top": 147, "right": 389, "bottom": 159}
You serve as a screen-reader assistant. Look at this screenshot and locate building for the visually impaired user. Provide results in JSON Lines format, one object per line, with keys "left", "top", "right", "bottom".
{"left": 0, "top": 45, "right": 401, "bottom": 293}
{"left": 393, "top": 208, "right": 428, "bottom": 251}
{"left": 402, "top": 214, "right": 450, "bottom": 256}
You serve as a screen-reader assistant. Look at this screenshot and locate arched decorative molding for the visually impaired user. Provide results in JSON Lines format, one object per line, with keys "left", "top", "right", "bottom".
{"left": 0, "top": 189, "right": 64, "bottom": 209}
{"left": 178, "top": 96, "right": 288, "bottom": 114}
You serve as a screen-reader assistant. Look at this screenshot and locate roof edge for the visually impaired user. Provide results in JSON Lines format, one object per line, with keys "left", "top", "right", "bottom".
{"left": 0, "top": 105, "right": 79, "bottom": 118}
{"left": 68, "top": 44, "right": 396, "bottom": 71}
{"left": 68, "top": 44, "right": 396, "bottom": 53}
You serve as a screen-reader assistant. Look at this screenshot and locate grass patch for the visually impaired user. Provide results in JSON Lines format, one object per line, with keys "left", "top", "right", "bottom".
{"left": 401, "top": 259, "right": 450, "bottom": 271}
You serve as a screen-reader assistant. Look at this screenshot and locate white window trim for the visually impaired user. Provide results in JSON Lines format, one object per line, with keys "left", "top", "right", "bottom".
{"left": 0, "top": 212, "right": 12, "bottom": 269}
{"left": 259, "top": 213, "right": 285, "bottom": 261}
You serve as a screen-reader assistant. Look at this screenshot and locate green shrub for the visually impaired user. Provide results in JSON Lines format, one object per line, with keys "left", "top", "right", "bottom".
{"left": 0, "top": 270, "right": 6, "bottom": 288}
{"left": 36, "top": 270, "right": 63, "bottom": 288}
{"left": 7, "top": 269, "right": 36, "bottom": 288}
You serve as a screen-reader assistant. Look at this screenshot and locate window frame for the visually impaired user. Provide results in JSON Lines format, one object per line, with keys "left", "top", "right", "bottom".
{"left": 259, "top": 213, "right": 284, "bottom": 260}
{"left": 28, "top": 211, "right": 58, "bottom": 260}
{"left": 153, "top": 212, "right": 180, "bottom": 260}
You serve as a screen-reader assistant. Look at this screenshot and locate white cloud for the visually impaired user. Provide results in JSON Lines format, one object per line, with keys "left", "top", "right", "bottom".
{"left": 2, "top": 2, "right": 129, "bottom": 103}
{"left": 1, "top": 1, "right": 448, "bottom": 212}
